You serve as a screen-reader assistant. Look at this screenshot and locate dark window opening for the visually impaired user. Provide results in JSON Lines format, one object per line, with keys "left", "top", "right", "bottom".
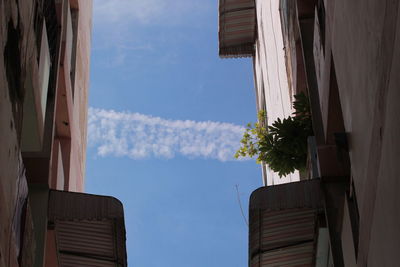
{"left": 33, "top": 0, "right": 45, "bottom": 63}
{"left": 43, "top": 0, "right": 61, "bottom": 98}
{"left": 317, "top": 0, "right": 326, "bottom": 53}
{"left": 70, "top": 7, "right": 79, "bottom": 98}
{"left": 4, "top": 20, "right": 23, "bottom": 142}
{"left": 347, "top": 179, "right": 360, "bottom": 258}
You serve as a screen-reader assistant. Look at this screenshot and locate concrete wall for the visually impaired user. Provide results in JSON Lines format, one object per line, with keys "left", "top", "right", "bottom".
{"left": 254, "top": 0, "right": 299, "bottom": 185}
{"left": 331, "top": 0, "right": 400, "bottom": 265}
{"left": 277, "top": 0, "right": 400, "bottom": 265}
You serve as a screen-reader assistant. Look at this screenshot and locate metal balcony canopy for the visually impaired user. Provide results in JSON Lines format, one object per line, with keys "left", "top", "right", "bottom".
{"left": 48, "top": 190, "right": 127, "bottom": 267}
{"left": 249, "top": 180, "right": 323, "bottom": 267}
{"left": 219, "top": 0, "right": 256, "bottom": 58}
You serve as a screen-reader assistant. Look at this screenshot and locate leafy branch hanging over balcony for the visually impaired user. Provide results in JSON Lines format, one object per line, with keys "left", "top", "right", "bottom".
{"left": 235, "top": 93, "right": 313, "bottom": 177}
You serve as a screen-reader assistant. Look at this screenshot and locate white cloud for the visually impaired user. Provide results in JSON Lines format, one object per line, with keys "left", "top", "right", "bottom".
{"left": 88, "top": 108, "right": 246, "bottom": 162}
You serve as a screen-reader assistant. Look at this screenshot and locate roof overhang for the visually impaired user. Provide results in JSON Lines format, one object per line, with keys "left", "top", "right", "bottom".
{"left": 218, "top": 0, "right": 256, "bottom": 58}
{"left": 249, "top": 179, "right": 323, "bottom": 266}
{"left": 48, "top": 190, "right": 127, "bottom": 266}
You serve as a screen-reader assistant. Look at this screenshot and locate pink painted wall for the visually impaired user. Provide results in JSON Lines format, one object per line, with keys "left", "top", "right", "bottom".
{"left": 67, "top": 0, "right": 93, "bottom": 192}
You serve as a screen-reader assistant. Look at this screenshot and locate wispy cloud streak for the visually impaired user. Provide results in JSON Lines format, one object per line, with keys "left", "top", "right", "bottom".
{"left": 93, "top": 0, "right": 210, "bottom": 25}
{"left": 88, "top": 108, "right": 245, "bottom": 162}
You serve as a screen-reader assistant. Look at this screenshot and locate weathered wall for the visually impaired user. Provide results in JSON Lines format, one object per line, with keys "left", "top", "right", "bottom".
{"left": 0, "top": 0, "right": 37, "bottom": 266}
{"left": 0, "top": 1, "right": 92, "bottom": 266}
{"left": 254, "top": 0, "right": 299, "bottom": 185}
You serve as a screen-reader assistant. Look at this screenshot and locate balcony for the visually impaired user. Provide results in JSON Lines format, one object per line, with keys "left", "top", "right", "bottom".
{"left": 56, "top": 0, "right": 74, "bottom": 139}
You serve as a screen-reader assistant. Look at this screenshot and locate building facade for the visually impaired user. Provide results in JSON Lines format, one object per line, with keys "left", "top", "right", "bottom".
{"left": 219, "top": 0, "right": 400, "bottom": 266}
{"left": 0, "top": 0, "right": 127, "bottom": 266}
{"left": 219, "top": 0, "right": 299, "bottom": 186}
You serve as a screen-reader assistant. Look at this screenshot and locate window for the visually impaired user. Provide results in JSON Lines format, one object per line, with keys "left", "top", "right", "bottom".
{"left": 317, "top": 0, "right": 326, "bottom": 53}
{"left": 70, "top": 7, "right": 79, "bottom": 97}
{"left": 346, "top": 179, "right": 360, "bottom": 257}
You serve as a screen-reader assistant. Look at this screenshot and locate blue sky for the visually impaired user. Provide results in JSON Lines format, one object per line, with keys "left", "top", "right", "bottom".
{"left": 86, "top": 0, "right": 262, "bottom": 266}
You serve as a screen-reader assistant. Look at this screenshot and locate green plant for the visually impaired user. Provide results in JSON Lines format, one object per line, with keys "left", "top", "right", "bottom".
{"left": 235, "top": 92, "right": 313, "bottom": 177}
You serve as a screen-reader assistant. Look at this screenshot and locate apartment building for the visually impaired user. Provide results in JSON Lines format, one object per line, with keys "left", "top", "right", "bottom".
{"left": 219, "top": 0, "right": 400, "bottom": 266}
{"left": 0, "top": 0, "right": 127, "bottom": 266}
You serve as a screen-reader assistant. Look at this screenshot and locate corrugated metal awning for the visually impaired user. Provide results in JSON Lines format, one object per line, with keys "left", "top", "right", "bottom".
{"left": 249, "top": 180, "right": 323, "bottom": 267}
{"left": 48, "top": 190, "right": 127, "bottom": 266}
{"left": 219, "top": 0, "right": 256, "bottom": 58}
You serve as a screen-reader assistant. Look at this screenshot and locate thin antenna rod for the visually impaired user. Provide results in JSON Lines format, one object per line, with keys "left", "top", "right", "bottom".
{"left": 235, "top": 184, "right": 249, "bottom": 227}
